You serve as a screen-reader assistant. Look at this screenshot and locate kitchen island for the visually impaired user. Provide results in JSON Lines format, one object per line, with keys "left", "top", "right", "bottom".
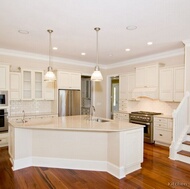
{"left": 8, "top": 115, "right": 144, "bottom": 179}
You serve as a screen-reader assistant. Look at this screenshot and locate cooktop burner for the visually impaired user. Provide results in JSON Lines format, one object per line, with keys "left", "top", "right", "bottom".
{"left": 130, "top": 111, "right": 162, "bottom": 116}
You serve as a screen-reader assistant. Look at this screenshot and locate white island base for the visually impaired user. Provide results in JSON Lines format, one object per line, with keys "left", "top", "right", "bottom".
{"left": 9, "top": 116, "right": 144, "bottom": 179}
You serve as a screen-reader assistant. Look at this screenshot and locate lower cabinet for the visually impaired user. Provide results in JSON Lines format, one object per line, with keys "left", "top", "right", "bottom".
{"left": 154, "top": 117, "right": 173, "bottom": 146}
{"left": 0, "top": 132, "right": 8, "bottom": 147}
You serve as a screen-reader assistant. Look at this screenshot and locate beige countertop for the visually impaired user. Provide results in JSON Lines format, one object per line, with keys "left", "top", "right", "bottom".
{"left": 154, "top": 114, "right": 173, "bottom": 119}
{"left": 9, "top": 112, "right": 57, "bottom": 118}
{"left": 9, "top": 115, "right": 144, "bottom": 132}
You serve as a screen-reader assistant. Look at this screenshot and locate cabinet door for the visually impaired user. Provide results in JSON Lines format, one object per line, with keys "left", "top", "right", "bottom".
{"left": 57, "top": 72, "right": 70, "bottom": 89}
{"left": 71, "top": 73, "right": 81, "bottom": 89}
{"left": 10, "top": 72, "right": 21, "bottom": 100}
{"left": 57, "top": 72, "right": 81, "bottom": 89}
{"left": 127, "top": 73, "right": 135, "bottom": 100}
{"left": 173, "top": 67, "right": 184, "bottom": 102}
{"left": 44, "top": 82, "right": 54, "bottom": 100}
{"left": 0, "top": 65, "right": 9, "bottom": 90}
{"left": 22, "top": 70, "right": 32, "bottom": 100}
{"left": 136, "top": 67, "right": 146, "bottom": 88}
{"left": 146, "top": 65, "right": 158, "bottom": 87}
{"left": 119, "top": 74, "right": 127, "bottom": 99}
{"left": 34, "top": 71, "right": 43, "bottom": 100}
{"left": 136, "top": 65, "right": 158, "bottom": 88}
{"left": 159, "top": 68, "right": 173, "bottom": 101}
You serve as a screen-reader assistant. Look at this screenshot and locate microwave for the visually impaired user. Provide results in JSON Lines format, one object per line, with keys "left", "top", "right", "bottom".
{"left": 0, "top": 91, "right": 8, "bottom": 106}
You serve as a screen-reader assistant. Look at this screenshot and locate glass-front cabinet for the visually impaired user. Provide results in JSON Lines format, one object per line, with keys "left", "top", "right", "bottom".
{"left": 22, "top": 70, "right": 43, "bottom": 100}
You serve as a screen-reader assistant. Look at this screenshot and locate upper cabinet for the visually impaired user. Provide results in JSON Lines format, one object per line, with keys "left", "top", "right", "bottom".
{"left": 44, "top": 81, "right": 55, "bottom": 100}
{"left": 0, "top": 65, "right": 9, "bottom": 90}
{"left": 119, "top": 74, "right": 127, "bottom": 100}
{"left": 136, "top": 64, "right": 159, "bottom": 88}
{"left": 22, "top": 69, "right": 44, "bottom": 100}
{"left": 127, "top": 73, "right": 136, "bottom": 100}
{"left": 57, "top": 71, "right": 81, "bottom": 89}
{"left": 159, "top": 66, "right": 184, "bottom": 102}
{"left": 119, "top": 72, "right": 136, "bottom": 100}
{"left": 133, "top": 64, "right": 161, "bottom": 99}
{"left": 10, "top": 72, "right": 21, "bottom": 100}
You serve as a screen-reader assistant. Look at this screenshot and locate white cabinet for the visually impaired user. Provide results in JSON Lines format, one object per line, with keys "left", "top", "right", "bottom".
{"left": 159, "top": 66, "right": 184, "bottom": 102}
{"left": 154, "top": 117, "right": 173, "bottom": 146}
{"left": 0, "top": 132, "right": 8, "bottom": 147}
{"left": 173, "top": 67, "right": 184, "bottom": 102}
{"left": 57, "top": 71, "right": 81, "bottom": 89}
{"left": 119, "top": 73, "right": 135, "bottom": 100}
{"left": 44, "top": 81, "right": 54, "bottom": 100}
{"left": 127, "top": 73, "right": 136, "bottom": 100}
{"left": 119, "top": 74, "right": 127, "bottom": 100}
{"left": 136, "top": 64, "right": 159, "bottom": 88}
{"left": 10, "top": 72, "right": 21, "bottom": 100}
{"left": 22, "top": 70, "right": 44, "bottom": 100}
{"left": 0, "top": 65, "right": 9, "bottom": 90}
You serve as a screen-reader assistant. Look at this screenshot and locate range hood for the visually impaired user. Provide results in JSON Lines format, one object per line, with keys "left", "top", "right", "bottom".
{"left": 132, "top": 87, "right": 158, "bottom": 100}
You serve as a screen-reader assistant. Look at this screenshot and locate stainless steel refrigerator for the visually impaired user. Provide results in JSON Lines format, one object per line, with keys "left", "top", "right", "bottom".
{"left": 58, "top": 89, "right": 81, "bottom": 117}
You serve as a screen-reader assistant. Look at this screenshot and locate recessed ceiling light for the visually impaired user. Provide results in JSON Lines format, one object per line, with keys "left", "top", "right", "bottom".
{"left": 125, "top": 48, "right": 131, "bottom": 52}
{"left": 53, "top": 47, "right": 58, "bottom": 50}
{"left": 18, "top": 30, "right": 29, "bottom": 34}
{"left": 126, "top": 25, "right": 137, "bottom": 30}
{"left": 147, "top": 42, "right": 153, "bottom": 45}
{"left": 81, "top": 52, "right": 86, "bottom": 56}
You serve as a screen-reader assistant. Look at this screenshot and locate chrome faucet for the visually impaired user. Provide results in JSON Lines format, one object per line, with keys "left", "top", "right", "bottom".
{"left": 22, "top": 110, "right": 26, "bottom": 123}
{"left": 90, "top": 105, "right": 95, "bottom": 120}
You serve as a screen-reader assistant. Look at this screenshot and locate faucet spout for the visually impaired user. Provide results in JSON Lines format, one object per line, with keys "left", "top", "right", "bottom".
{"left": 90, "top": 105, "right": 95, "bottom": 120}
{"left": 22, "top": 110, "right": 25, "bottom": 123}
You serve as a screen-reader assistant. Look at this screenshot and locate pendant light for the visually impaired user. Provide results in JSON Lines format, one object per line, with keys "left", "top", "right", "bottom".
{"left": 44, "top": 29, "right": 56, "bottom": 82}
{"left": 91, "top": 27, "right": 103, "bottom": 81}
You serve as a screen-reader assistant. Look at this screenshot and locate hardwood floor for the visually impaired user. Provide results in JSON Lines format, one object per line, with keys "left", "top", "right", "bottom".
{"left": 0, "top": 144, "right": 190, "bottom": 189}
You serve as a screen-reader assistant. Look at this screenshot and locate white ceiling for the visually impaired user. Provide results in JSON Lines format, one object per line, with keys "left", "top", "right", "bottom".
{"left": 0, "top": 0, "right": 189, "bottom": 66}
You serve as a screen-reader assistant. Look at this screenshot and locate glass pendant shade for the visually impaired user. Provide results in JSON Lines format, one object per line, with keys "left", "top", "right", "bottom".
{"left": 91, "top": 66, "right": 103, "bottom": 81}
{"left": 91, "top": 27, "right": 103, "bottom": 82}
{"left": 44, "top": 66, "right": 56, "bottom": 81}
{"left": 45, "top": 29, "right": 56, "bottom": 82}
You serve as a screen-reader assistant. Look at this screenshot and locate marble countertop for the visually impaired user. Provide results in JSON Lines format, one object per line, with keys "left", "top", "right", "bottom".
{"left": 9, "top": 115, "right": 144, "bottom": 132}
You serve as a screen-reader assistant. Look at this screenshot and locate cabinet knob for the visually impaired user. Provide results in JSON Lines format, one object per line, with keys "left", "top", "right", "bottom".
{"left": 159, "top": 134, "right": 163, "bottom": 136}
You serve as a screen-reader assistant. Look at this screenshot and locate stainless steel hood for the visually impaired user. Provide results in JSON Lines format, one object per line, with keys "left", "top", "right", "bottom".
{"left": 132, "top": 87, "right": 158, "bottom": 99}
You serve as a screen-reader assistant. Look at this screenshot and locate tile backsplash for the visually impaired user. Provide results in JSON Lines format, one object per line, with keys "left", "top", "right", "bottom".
{"left": 126, "top": 97, "right": 179, "bottom": 115}
{"left": 10, "top": 100, "right": 52, "bottom": 115}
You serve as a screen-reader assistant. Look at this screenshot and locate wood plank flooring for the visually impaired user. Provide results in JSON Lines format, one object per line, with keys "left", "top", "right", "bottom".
{"left": 0, "top": 143, "right": 190, "bottom": 189}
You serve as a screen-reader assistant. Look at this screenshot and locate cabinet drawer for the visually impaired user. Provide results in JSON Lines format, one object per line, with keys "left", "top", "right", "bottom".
{"left": 154, "top": 129, "right": 172, "bottom": 144}
{"left": 0, "top": 137, "right": 8, "bottom": 147}
{"left": 154, "top": 122, "right": 168, "bottom": 129}
{"left": 154, "top": 117, "right": 168, "bottom": 124}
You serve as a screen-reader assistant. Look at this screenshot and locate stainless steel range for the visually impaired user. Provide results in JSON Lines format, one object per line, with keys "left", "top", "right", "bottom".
{"left": 129, "top": 111, "right": 161, "bottom": 143}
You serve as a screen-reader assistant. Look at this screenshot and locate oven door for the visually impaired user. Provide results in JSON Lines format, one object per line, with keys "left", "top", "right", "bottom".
{"left": 130, "top": 120, "right": 154, "bottom": 143}
{"left": 0, "top": 109, "right": 8, "bottom": 132}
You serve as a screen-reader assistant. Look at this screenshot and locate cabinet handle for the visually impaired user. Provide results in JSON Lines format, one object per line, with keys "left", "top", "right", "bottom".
{"left": 159, "top": 134, "right": 163, "bottom": 136}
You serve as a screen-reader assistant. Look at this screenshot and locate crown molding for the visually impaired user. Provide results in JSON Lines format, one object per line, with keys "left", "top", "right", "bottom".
{"left": 0, "top": 48, "right": 95, "bottom": 68}
{"left": 106, "top": 48, "right": 184, "bottom": 69}
{"left": 0, "top": 48, "right": 184, "bottom": 70}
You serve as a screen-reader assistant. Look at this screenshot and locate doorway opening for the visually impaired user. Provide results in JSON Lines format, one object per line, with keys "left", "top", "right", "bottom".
{"left": 110, "top": 76, "right": 119, "bottom": 119}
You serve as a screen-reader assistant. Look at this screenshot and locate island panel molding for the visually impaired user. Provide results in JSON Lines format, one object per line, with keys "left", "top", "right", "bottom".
{"left": 9, "top": 115, "right": 144, "bottom": 179}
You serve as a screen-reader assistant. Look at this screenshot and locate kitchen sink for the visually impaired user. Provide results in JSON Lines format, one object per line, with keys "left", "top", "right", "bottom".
{"left": 16, "top": 120, "right": 28, "bottom": 123}
{"left": 92, "top": 118, "right": 110, "bottom": 123}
